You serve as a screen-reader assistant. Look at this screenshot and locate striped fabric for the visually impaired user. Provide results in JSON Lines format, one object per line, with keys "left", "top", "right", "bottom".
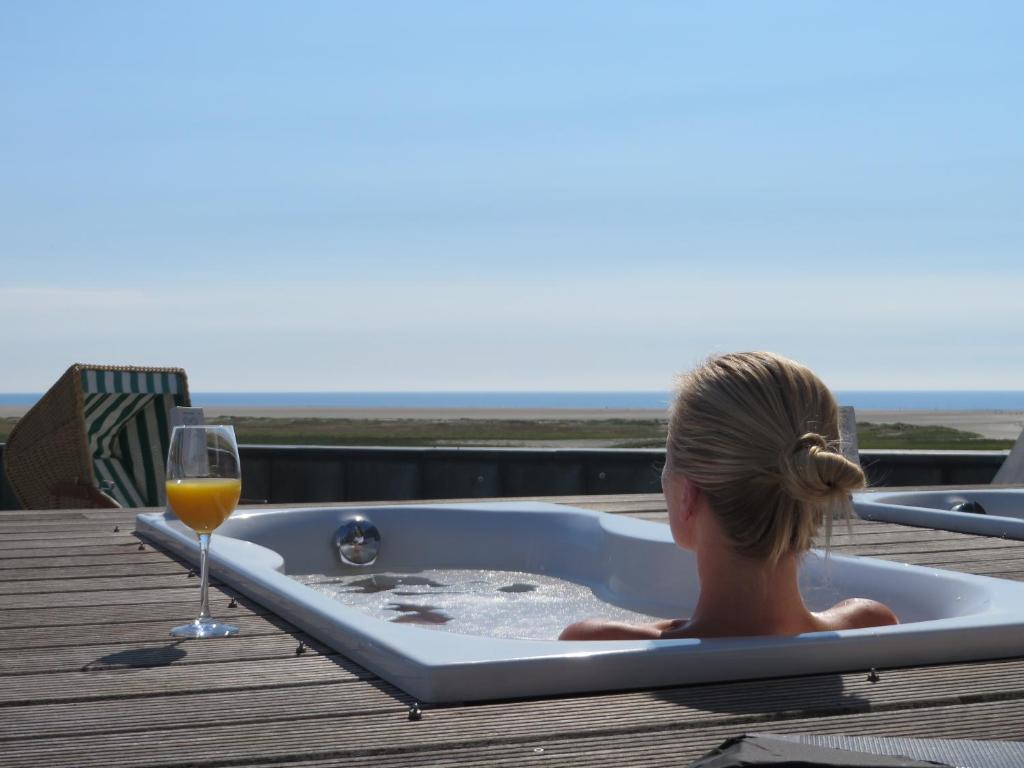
{"left": 81, "top": 371, "right": 187, "bottom": 507}
{"left": 80, "top": 369, "right": 183, "bottom": 396}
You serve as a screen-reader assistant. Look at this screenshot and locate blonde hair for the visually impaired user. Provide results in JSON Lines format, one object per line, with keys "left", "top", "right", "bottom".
{"left": 667, "top": 351, "right": 865, "bottom": 564}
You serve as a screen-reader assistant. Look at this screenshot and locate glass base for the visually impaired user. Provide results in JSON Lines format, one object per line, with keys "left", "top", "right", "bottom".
{"left": 170, "top": 618, "right": 240, "bottom": 638}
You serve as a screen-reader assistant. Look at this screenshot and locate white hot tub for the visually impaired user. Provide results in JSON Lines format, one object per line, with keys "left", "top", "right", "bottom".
{"left": 136, "top": 502, "right": 1024, "bottom": 703}
{"left": 854, "top": 489, "right": 1024, "bottom": 539}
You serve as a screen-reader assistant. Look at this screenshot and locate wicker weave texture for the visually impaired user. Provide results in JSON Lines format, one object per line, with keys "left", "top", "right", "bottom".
{"left": 3, "top": 364, "right": 190, "bottom": 510}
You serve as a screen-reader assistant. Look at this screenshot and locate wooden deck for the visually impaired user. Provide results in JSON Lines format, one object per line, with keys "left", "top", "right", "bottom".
{"left": 3, "top": 494, "right": 1024, "bottom": 767}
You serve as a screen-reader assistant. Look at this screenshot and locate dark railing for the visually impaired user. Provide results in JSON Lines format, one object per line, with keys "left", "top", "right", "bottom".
{"left": 0, "top": 443, "right": 1010, "bottom": 510}
{"left": 236, "top": 445, "right": 1009, "bottom": 504}
{"left": 858, "top": 449, "right": 1008, "bottom": 487}
{"left": 237, "top": 445, "right": 666, "bottom": 503}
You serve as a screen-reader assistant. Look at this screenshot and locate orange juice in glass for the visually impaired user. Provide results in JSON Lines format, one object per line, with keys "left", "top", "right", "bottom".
{"left": 166, "top": 477, "right": 241, "bottom": 534}
{"left": 165, "top": 425, "right": 241, "bottom": 638}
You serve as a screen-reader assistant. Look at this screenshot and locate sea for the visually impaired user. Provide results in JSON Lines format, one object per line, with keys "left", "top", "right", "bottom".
{"left": 3, "top": 391, "right": 1024, "bottom": 411}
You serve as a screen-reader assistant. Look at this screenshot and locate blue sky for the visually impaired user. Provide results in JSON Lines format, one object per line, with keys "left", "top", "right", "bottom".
{"left": 1, "top": 2, "right": 1022, "bottom": 391}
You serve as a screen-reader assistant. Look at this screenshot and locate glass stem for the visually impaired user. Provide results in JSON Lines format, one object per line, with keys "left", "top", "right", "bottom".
{"left": 197, "top": 533, "right": 211, "bottom": 622}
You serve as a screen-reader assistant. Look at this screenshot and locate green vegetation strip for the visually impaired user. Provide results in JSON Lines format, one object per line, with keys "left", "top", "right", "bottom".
{"left": 216, "top": 416, "right": 668, "bottom": 447}
{"left": 0, "top": 416, "right": 1012, "bottom": 450}
{"left": 856, "top": 422, "right": 1013, "bottom": 451}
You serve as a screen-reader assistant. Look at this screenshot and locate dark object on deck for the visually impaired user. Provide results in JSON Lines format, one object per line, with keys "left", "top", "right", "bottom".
{"left": 743, "top": 734, "right": 1024, "bottom": 768}
{"left": 688, "top": 734, "right": 950, "bottom": 767}
{"left": 952, "top": 500, "right": 987, "bottom": 515}
{"left": 408, "top": 702, "right": 422, "bottom": 721}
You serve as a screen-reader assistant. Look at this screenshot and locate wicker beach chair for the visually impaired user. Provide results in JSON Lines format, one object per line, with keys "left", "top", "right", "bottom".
{"left": 3, "top": 364, "right": 191, "bottom": 509}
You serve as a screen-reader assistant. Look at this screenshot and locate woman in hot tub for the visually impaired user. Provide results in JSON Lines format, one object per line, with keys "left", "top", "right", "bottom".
{"left": 560, "top": 351, "right": 898, "bottom": 641}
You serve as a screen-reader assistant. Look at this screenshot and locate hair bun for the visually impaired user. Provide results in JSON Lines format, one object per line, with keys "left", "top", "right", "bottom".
{"left": 792, "top": 433, "right": 827, "bottom": 454}
{"left": 781, "top": 432, "right": 865, "bottom": 502}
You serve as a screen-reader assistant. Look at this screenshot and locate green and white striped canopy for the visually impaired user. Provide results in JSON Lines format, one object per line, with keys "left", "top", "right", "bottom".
{"left": 81, "top": 369, "right": 188, "bottom": 507}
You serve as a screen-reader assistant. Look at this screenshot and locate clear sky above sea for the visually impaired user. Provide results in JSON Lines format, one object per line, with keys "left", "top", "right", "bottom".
{"left": 1, "top": 2, "right": 1022, "bottom": 392}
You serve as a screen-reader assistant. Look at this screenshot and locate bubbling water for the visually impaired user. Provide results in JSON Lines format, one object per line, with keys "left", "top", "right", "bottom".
{"left": 293, "top": 569, "right": 664, "bottom": 640}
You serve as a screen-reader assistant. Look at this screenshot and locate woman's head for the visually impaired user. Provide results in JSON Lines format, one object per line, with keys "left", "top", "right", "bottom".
{"left": 665, "top": 351, "right": 865, "bottom": 564}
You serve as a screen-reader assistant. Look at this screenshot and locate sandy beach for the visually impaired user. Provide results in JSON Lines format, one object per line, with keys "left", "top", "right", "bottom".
{"left": 2, "top": 404, "right": 1022, "bottom": 441}
{"left": 205, "top": 406, "right": 669, "bottom": 422}
{"left": 857, "top": 410, "right": 1024, "bottom": 441}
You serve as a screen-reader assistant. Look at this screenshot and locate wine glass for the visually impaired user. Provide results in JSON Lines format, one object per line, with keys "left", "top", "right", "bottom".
{"left": 165, "top": 425, "right": 242, "bottom": 638}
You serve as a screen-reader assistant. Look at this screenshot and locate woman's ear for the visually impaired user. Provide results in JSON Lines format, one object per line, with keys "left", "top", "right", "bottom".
{"left": 665, "top": 470, "right": 701, "bottom": 550}
{"left": 680, "top": 475, "right": 701, "bottom": 521}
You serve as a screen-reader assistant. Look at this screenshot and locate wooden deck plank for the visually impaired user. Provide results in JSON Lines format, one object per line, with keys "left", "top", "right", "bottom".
{"left": 827, "top": 537, "right": 1024, "bottom": 557}
{"left": 865, "top": 545, "right": 1024, "bottom": 566}
{"left": 0, "top": 573, "right": 205, "bottom": 594}
{"left": 0, "top": 520, "right": 140, "bottom": 533}
{"left": 0, "top": 529, "right": 146, "bottom": 543}
{"left": 0, "top": 561, "right": 191, "bottom": 581}
{"left": 0, "top": 613, "right": 295, "bottom": 651}
{"left": 0, "top": 508, "right": 141, "bottom": 521}
{"left": 0, "top": 537, "right": 153, "bottom": 552}
{"left": 0, "top": 543, "right": 170, "bottom": 559}
{"left": 0, "top": 552, "right": 179, "bottom": 570}
{"left": 0, "top": 597, "right": 272, "bottom": 630}
{"left": 0, "top": 654, "right": 376, "bottom": 706}
{"left": 0, "top": 632, "right": 333, "bottom": 676}
{"left": 828, "top": 528, "right": 1017, "bottom": 546}
{"left": 0, "top": 584, "right": 243, "bottom": 610}
{"left": 0, "top": 679, "right": 407, "bottom": 742}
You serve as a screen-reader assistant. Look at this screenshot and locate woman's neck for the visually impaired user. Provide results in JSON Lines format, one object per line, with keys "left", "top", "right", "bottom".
{"left": 686, "top": 540, "right": 816, "bottom": 638}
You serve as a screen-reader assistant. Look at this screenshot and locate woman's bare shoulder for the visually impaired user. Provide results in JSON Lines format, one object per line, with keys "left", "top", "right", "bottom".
{"left": 816, "top": 598, "right": 899, "bottom": 631}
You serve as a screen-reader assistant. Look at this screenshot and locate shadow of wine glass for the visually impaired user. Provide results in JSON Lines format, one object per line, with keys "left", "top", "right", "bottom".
{"left": 82, "top": 641, "right": 189, "bottom": 671}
